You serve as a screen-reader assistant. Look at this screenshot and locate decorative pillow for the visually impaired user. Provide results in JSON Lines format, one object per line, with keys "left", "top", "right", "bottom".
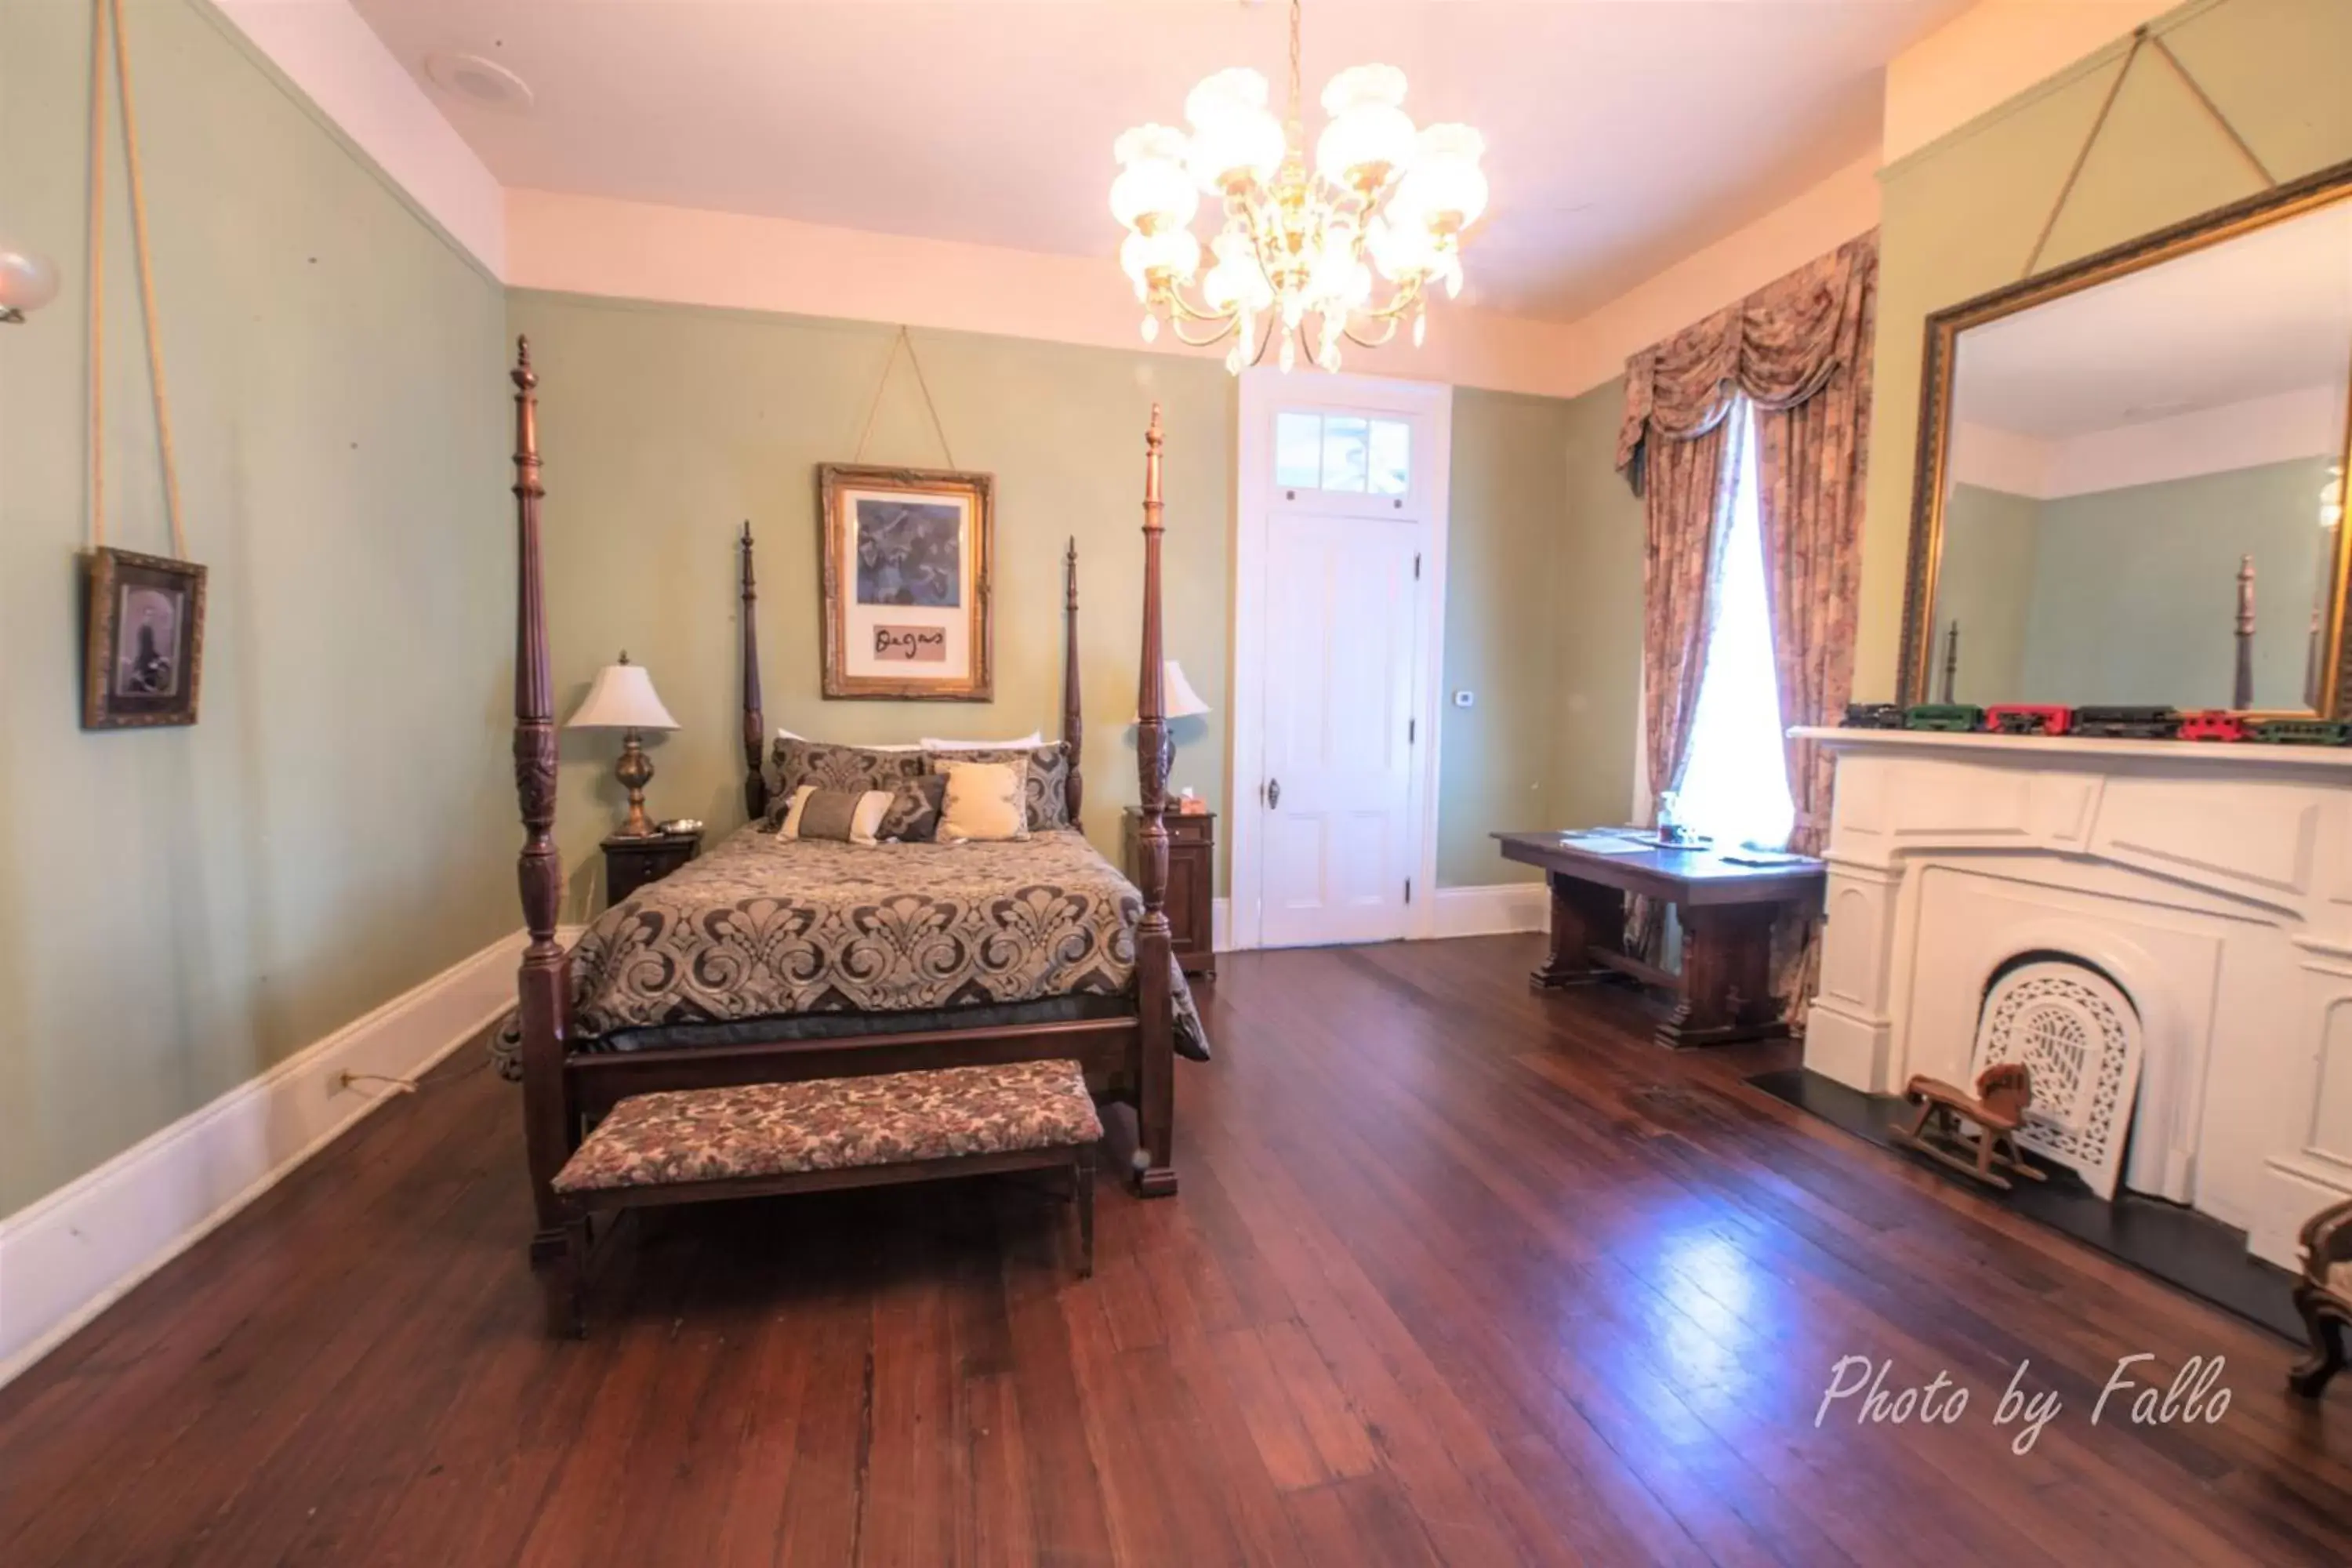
{"left": 777, "top": 786, "right": 893, "bottom": 846}
{"left": 936, "top": 759, "right": 1030, "bottom": 842}
{"left": 769, "top": 737, "right": 928, "bottom": 824}
{"left": 922, "top": 731, "right": 1043, "bottom": 751}
{"left": 877, "top": 772, "right": 948, "bottom": 843}
{"left": 930, "top": 742, "right": 1071, "bottom": 831}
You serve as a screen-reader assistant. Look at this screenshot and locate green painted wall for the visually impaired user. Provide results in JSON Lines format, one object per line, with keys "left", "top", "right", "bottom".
{"left": 1552, "top": 379, "right": 1645, "bottom": 833}
{"left": 506, "top": 294, "right": 1644, "bottom": 901}
{"left": 1858, "top": 0, "right": 2352, "bottom": 699}
{"left": 503, "top": 292, "right": 1237, "bottom": 909}
{"left": 1940, "top": 462, "right": 2330, "bottom": 708}
{"left": 0, "top": 0, "right": 513, "bottom": 1212}
{"left": 1934, "top": 484, "right": 2040, "bottom": 705}
{"left": 2018, "top": 459, "right": 2331, "bottom": 706}
{"left": 1440, "top": 390, "right": 1573, "bottom": 885}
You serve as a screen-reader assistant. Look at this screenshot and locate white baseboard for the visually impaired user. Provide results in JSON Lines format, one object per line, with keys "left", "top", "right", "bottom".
{"left": 1432, "top": 880, "right": 1550, "bottom": 939}
{"left": 1213, "top": 883, "right": 1548, "bottom": 951}
{"left": 0, "top": 927, "right": 532, "bottom": 1390}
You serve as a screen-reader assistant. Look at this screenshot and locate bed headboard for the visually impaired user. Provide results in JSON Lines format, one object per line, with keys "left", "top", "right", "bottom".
{"left": 735, "top": 527, "right": 1088, "bottom": 823}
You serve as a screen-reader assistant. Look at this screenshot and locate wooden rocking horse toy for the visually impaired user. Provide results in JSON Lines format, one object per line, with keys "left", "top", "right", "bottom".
{"left": 1891, "top": 1063, "right": 2045, "bottom": 1190}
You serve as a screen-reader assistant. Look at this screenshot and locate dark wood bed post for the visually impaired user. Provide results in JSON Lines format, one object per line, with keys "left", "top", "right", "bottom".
{"left": 1133, "top": 407, "right": 1178, "bottom": 1197}
{"left": 509, "top": 336, "right": 578, "bottom": 1276}
{"left": 742, "top": 522, "right": 768, "bottom": 821}
{"left": 1063, "top": 536, "right": 1084, "bottom": 825}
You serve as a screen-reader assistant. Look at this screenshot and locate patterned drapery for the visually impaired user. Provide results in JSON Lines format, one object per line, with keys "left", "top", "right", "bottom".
{"left": 1617, "top": 231, "right": 1878, "bottom": 1019}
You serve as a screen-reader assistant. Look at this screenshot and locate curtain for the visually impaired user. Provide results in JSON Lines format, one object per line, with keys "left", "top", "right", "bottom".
{"left": 1628, "top": 419, "right": 1734, "bottom": 959}
{"left": 1617, "top": 231, "right": 1878, "bottom": 1014}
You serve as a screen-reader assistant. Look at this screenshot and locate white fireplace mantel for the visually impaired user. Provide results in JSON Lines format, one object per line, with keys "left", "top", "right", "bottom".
{"left": 1795, "top": 725, "right": 2352, "bottom": 1269}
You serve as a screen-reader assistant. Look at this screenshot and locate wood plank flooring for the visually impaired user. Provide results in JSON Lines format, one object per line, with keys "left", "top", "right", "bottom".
{"left": 2, "top": 935, "right": 2347, "bottom": 1566}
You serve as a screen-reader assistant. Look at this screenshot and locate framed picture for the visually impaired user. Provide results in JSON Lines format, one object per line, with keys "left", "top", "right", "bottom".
{"left": 83, "top": 546, "right": 207, "bottom": 730}
{"left": 818, "top": 463, "right": 993, "bottom": 701}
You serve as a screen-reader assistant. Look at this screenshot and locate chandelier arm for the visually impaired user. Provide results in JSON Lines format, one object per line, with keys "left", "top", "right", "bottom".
{"left": 1341, "top": 316, "right": 1401, "bottom": 350}
{"left": 1169, "top": 314, "right": 1240, "bottom": 348}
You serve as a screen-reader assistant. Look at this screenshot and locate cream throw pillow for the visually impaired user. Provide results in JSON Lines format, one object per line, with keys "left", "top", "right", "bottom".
{"left": 778, "top": 785, "right": 894, "bottom": 846}
{"left": 935, "top": 759, "right": 1030, "bottom": 842}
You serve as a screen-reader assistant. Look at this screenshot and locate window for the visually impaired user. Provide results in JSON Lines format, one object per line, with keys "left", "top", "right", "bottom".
{"left": 1672, "top": 399, "right": 1795, "bottom": 850}
{"left": 1274, "top": 410, "right": 1410, "bottom": 495}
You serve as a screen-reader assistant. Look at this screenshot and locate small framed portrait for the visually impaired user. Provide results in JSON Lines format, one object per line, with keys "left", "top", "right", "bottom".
{"left": 818, "top": 463, "right": 993, "bottom": 701}
{"left": 84, "top": 546, "right": 207, "bottom": 730}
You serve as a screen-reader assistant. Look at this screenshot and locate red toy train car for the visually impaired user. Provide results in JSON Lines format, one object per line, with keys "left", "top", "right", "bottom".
{"left": 2176, "top": 710, "right": 2246, "bottom": 742}
{"left": 1982, "top": 704, "right": 2071, "bottom": 737}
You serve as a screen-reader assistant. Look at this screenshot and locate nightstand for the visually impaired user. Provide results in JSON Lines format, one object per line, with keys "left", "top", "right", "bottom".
{"left": 1123, "top": 808, "right": 1215, "bottom": 980}
{"left": 603, "top": 829, "right": 702, "bottom": 905}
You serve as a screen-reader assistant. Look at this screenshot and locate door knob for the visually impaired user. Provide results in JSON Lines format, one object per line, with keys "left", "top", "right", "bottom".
{"left": 1267, "top": 777, "right": 1281, "bottom": 808}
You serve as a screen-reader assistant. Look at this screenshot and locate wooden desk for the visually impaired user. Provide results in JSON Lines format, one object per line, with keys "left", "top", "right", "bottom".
{"left": 1493, "top": 830, "right": 1826, "bottom": 1049}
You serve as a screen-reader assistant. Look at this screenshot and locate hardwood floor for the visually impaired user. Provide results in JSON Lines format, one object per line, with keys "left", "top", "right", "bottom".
{"left": 2, "top": 935, "right": 2347, "bottom": 1566}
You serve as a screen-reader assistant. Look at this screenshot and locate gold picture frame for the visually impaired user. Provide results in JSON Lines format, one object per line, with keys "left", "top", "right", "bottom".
{"left": 817, "top": 463, "right": 994, "bottom": 701}
{"left": 1898, "top": 154, "right": 2352, "bottom": 718}
{"left": 82, "top": 546, "right": 208, "bottom": 730}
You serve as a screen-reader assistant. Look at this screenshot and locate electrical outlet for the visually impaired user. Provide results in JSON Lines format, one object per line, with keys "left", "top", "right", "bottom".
{"left": 1452, "top": 690, "right": 1475, "bottom": 708}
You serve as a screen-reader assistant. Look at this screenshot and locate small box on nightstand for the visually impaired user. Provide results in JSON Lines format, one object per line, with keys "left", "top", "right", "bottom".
{"left": 1123, "top": 808, "right": 1214, "bottom": 980}
{"left": 603, "top": 829, "right": 702, "bottom": 906}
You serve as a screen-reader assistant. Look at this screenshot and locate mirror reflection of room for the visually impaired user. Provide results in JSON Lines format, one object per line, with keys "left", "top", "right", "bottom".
{"left": 1933, "top": 198, "right": 2352, "bottom": 712}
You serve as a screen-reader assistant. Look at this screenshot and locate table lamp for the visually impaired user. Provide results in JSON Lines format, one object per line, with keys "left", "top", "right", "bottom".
{"left": 1134, "top": 659, "right": 1212, "bottom": 797}
{"left": 566, "top": 652, "right": 680, "bottom": 838}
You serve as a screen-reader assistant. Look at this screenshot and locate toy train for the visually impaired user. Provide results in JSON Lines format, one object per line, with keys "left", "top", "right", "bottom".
{"left": 1840, "top": 702, "right": 2350, "bottom": 746}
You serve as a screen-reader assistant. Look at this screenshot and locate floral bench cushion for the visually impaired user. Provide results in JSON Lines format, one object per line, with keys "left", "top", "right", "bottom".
{"left": 551, "top": 1059, "right": 1102, "bottom": 1195}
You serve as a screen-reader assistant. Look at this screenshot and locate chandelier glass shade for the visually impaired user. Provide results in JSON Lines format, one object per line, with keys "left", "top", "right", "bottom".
{"left": 1111, "top": 0, "right": 1488, "bottom": 375}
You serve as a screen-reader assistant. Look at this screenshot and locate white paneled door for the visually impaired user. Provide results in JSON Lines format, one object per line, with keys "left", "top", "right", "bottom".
{"left": 1260, "top": 510, "right": 1424, "bottom": 945}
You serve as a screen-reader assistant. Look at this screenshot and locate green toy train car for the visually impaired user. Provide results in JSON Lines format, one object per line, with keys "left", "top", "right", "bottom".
{"left": 2242, "top": 718, "right": 2352, "bottom": 746}
{"left": 1904, "top": 703, "right": 1985, "bottom": 732}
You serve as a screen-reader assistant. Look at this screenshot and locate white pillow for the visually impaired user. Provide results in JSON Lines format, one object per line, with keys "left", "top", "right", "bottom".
{"left": 921, "top": 731, "right": 1043, "bottom": 751}
{"left": 775, "top": 726, "right": 921, "bottom": 752}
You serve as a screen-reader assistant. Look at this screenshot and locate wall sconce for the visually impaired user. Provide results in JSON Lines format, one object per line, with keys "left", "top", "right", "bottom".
{"left": 0, "top": 241, "right": 61, "bottom": 325}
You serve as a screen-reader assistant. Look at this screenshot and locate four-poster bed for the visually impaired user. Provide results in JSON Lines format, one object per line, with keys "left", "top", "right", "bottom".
{"left": 503, "top": 337, "right": 1191, "bottom": 1288}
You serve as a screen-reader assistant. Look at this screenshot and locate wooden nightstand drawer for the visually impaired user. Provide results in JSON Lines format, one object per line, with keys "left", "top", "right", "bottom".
{"left": 604, "top": 829, "right": 702, "bottom": 906}
{"left": 1122, "top": 808, "right": 1215, "bottom": 980}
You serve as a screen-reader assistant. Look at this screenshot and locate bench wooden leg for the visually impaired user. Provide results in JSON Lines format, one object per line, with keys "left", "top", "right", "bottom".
{"left": 543, "top": 1212, "right": 588, "bottom": 1339}
{"left": 1075, "top": 1149, "right": 1096, "bottom": 1279}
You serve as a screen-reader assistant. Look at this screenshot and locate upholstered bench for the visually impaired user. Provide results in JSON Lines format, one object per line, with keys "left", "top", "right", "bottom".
{"left": 543, "top": 1058, "right": 1102, "bottom": 1336}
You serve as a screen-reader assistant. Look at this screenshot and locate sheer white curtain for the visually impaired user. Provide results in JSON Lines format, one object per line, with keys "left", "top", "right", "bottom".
{"left": 1671, "top": 399, "right": 1794, "bottom": 850}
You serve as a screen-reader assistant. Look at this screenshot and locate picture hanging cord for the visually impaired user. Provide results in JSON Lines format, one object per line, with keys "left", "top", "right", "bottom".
{"left": 86, "top": 0, "right": 187, "bottom": 558}
{"left": 2021, "top": 24, "right": 2278, "bottom": 281}
{"left": 851, "top": 324, "right": 958, "bottom": 470}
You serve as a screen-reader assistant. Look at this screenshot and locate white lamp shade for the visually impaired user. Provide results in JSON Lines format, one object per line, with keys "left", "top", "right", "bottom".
{"left": 567, "top": 660, "right": 679, "bottom": 731}
{"left": 1135, "top": 660, "right": 1212, "bottom": 723}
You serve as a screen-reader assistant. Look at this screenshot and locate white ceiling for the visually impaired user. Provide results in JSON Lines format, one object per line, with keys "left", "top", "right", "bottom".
{"left": 1954, "top": 198, "right": 2352, "bottom": 439}
{"left": 347, "top": 0, "right": 1967, "bottom": 323}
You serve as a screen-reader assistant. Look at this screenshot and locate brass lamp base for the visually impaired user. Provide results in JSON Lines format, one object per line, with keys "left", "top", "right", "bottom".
{"left": 613, "top": 728, "right": 658, "bottom": 838}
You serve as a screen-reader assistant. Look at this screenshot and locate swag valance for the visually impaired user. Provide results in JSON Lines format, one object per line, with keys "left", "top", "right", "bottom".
{"left": 1615, "top": 231, "right": 1878, "bottom": 483}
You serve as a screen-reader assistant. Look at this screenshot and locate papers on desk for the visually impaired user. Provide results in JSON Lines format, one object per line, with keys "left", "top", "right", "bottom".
{"left": 1552, "top": 832, "right": 1653, "bottom": 855}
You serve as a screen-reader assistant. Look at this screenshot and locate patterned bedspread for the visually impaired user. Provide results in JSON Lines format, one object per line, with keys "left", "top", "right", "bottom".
{"left": 564, "top": 825, "right": 1209, "bottom": 1060}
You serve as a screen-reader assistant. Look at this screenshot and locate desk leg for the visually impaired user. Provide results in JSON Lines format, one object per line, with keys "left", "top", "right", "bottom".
{"left": 1531, "top": 872, "right": 1626, "bottom": 990}
{"left": 1657, "top": 902, "right": 1785, "bottom": 1048}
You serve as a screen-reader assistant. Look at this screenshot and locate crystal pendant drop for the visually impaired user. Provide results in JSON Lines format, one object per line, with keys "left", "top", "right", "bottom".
{"left": 1278, "top": 333, "right": 1296, "bottom": 373}
{"left": 1412, "top": 310, "right": 1427, "bottom": 347}
{"left": 1141, "top": 314, "right": 1159, "bottom": 343}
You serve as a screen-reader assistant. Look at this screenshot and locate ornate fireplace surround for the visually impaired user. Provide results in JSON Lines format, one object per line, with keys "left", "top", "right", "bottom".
{"left": 1798, "top": 727, "right": 2352, "bottom": 1271}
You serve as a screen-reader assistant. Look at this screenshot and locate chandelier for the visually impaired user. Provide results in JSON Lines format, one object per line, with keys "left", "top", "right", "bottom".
{"left": 1110, "top": 0, "right": 1489, "bottom": 375}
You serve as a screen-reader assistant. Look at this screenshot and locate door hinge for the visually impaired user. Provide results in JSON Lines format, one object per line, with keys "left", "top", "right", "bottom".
{"left": 1414, "top": 553, "right": 1422, "bottom": 580}
{"left": 1408, "top": 717, "right": 1416, "bottom": 744}
{"left": 1404, "top": 877, "right": 1413, "bottom": 905}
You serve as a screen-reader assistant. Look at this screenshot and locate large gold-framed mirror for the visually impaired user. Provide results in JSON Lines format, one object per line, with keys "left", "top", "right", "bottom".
{"left": 1900, "top": 157, "right": 2352, "bottom": 717}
